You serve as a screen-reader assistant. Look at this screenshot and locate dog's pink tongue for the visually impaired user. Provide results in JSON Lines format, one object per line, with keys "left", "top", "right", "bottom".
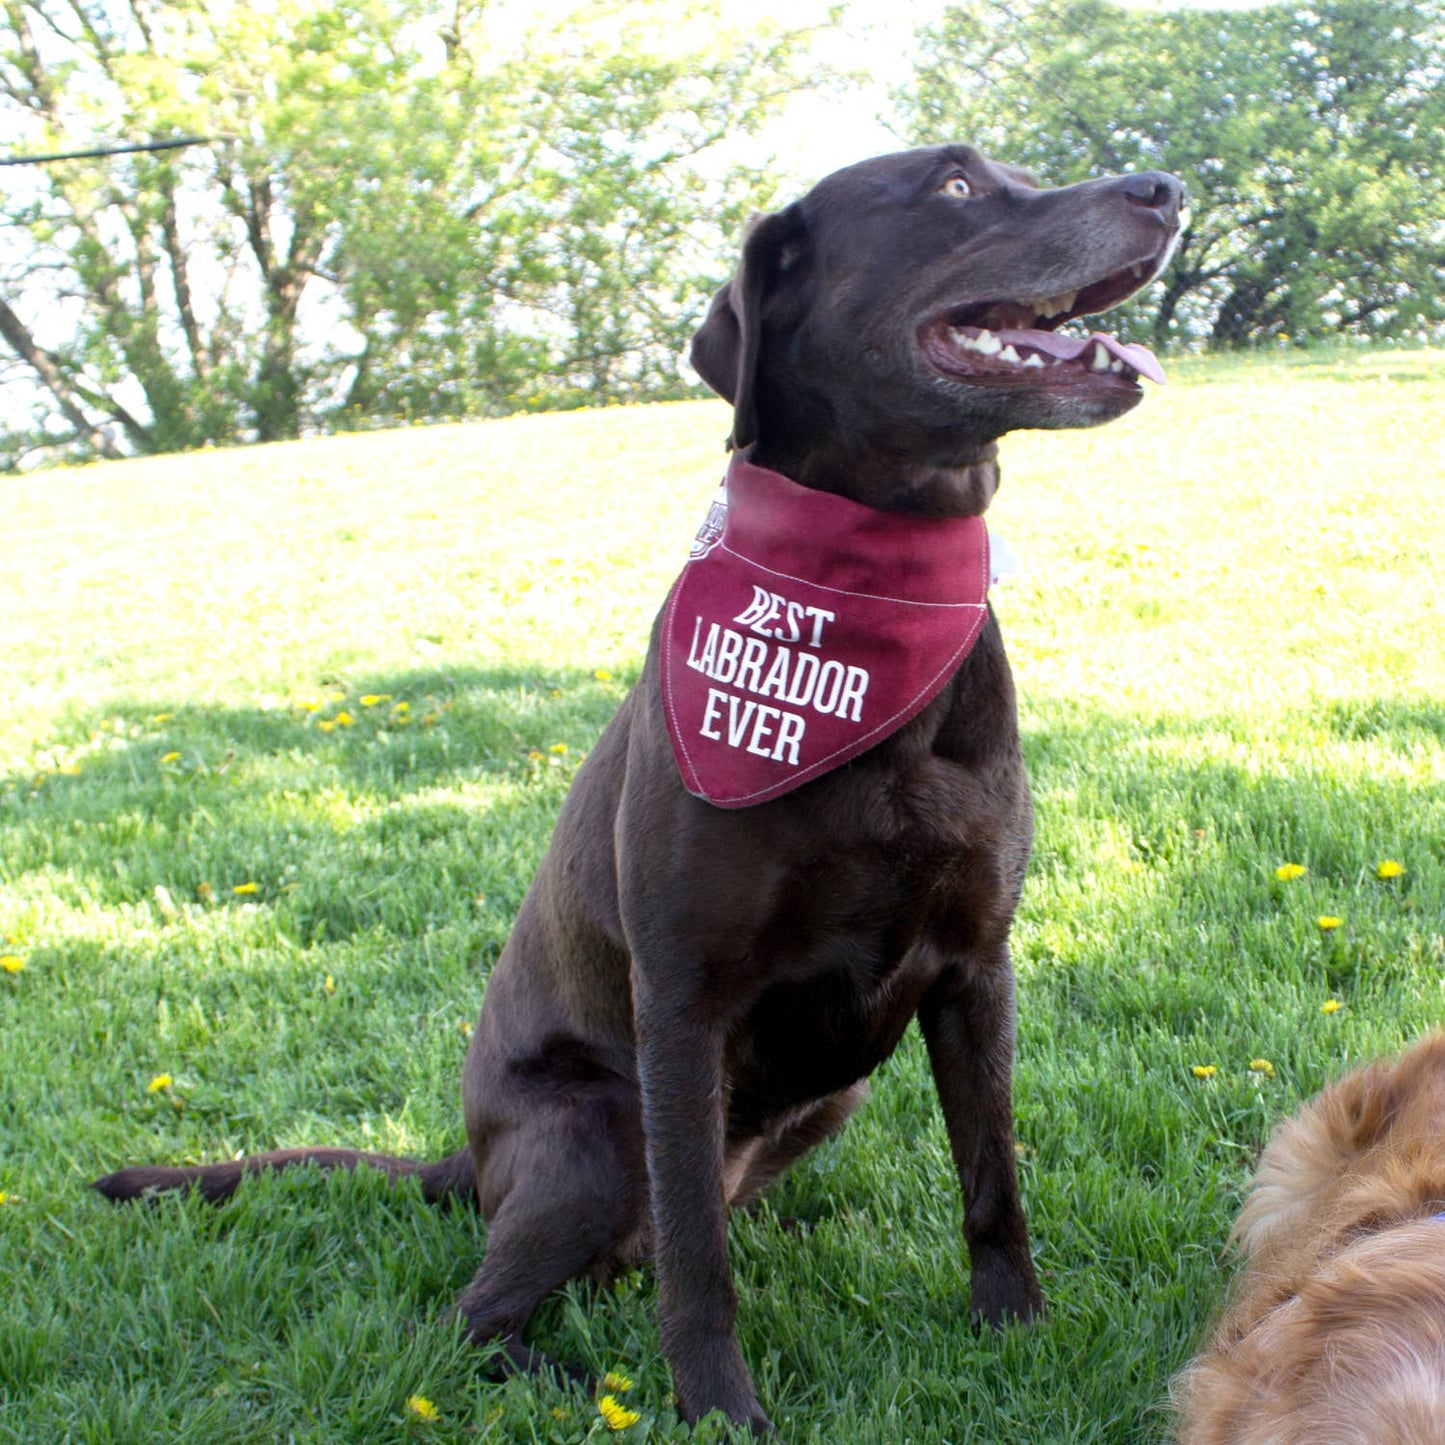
{"left": 997, "top": 329, "right": 1167, "bottom": 384}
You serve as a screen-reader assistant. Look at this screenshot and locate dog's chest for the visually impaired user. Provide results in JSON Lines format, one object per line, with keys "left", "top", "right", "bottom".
{"left": 722, "top": 846, "right": 971, "bottom": 1124}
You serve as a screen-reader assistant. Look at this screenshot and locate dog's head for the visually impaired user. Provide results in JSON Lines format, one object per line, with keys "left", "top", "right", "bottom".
{"left": 692, "top": 144, "right": 1181, "bottom": 507}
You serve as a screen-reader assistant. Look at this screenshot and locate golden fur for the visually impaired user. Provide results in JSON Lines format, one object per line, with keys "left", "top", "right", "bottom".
{"left": 1172, "top": 1031, "right": 1445, "bottom": 1443}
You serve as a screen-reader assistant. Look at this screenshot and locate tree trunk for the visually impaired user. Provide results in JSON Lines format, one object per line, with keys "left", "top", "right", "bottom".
{"left": 0, "top": 295, "right": 124, "bottom": 459}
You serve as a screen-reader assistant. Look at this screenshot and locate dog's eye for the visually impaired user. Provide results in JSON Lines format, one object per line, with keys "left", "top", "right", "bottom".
{"left": 939, "top": 175, "right": 972, "bottom": 199}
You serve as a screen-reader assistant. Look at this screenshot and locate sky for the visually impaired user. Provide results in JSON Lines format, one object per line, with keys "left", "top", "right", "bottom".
{"left": 602, "top": 0, "right": 1283, "bottom": 190}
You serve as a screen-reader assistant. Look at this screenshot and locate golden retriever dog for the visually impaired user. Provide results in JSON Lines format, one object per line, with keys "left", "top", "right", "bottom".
{"left": 1172, "top": 1031, "right": 1445, "bottom": 1443}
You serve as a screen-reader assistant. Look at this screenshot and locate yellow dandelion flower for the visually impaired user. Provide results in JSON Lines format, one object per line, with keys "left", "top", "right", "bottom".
{"left": 459, "top": 1020, "right": 473, "bottom": 1037}
{"left": 147, "top": 1073, "right": 172, "bottom": 1093}
{"left": 1191, "top": 1065, "right": 1217, "bottom": 1079}
{"left": 359, "top": 694, "right": 391, "bottom": 707}
{"left": 392, "top": 701, "right": 411, "bottom": 714}
{"left": 404, "top": 1394, "right": 439, "bottom": 1422}
{"left": 602, "top": 1371, "right": 635, "bottom": 1394}
{"left": 233, "top": 882, "right": 259, "bottom": 895}
{"left": 1376, "top": 860, "right": 1406, "bottom": 879}
{"left": 196, "top": 881, "right": 214, "bottom": 903}
{"left": 594, "top": 669, "right": 613, "bottom": 682}
{"left": 161, "top": 751, "right": 181, "bottom": 763}
{"left": 1321, "top": 999, "right": 1343, "bottom": 1014}
{"left": 323, "top": 975, "right": 336, "bottom": 996}
{"left": 150, "top": 713, "right": 173, "bottom": 723}
{"left": 1317, "top": 915, "right": 1342, "bottom": 931}
{"left": 58, "top": 764, "right": 81, "bottom": 776}
{"left": 1248, "top": 1058, "right": 1275, "bottom": 1077}
{"left": 336, "top": 711, "right": 355, "bottom": 727}
{"left": 598, "top": 1395, "right": 641, "bottom": 1430}
{"left": 1274, "top": 863, "right": 1307, "bottom": 881}
{"left": 527, "top": 749, "right": 544, "bottom": 761}
{"left": 549, "top": 742, "right": 569, "bottom": 755}
{"left": 1, "top": 955, "right": 25, "bottom": 974}
{"left": 0, "top": 1191, "right": 9, "bottom": 1205}
{"left": 316, "top": 719, "right": 336, "bottom": 732}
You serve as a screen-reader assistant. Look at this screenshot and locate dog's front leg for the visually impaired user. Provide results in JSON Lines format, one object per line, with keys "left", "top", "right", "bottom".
{"left": 918, "top": 952, "right": 1044, "bottom": 1327}
{"left": 632, "top": 979, "right": 770, "bottom": 1434}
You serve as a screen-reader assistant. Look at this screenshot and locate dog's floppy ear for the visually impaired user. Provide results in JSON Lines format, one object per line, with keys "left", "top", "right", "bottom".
{"left": 689, "top": 202, "right": 807, "bottom": 452}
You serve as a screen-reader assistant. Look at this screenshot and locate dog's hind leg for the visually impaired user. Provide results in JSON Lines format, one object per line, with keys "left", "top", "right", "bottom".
{"left": 454, "top": 1097, "right": 648, "bottom": 1377}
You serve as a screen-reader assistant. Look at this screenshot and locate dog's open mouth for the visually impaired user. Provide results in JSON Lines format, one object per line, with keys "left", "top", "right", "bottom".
{"left": 919, "top": 257, "right": 1167, "bottom": 388}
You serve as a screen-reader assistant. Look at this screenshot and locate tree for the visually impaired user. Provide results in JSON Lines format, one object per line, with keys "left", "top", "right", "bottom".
{"left": 898, "top": 0, "right": 1445, "bottom": 349}
{"left": 0, "top": 0, "right": 818, "bottom": 466}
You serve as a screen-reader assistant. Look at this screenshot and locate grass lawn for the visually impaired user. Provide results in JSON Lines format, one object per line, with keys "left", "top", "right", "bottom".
{"left": 2, "top": 348, "right": 1442, "bottom": 1443}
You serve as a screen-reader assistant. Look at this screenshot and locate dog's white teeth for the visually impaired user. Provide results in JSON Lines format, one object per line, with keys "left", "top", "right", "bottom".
{"left": 998, "top": 344, "right": 1021, "bottom": 364}
{"left": 1109, "top": 358, "right": 1124, "bottom": 373}
{"left": 1090, "top": 342, "right": 1111, "bottom": 372}
{"left": 975, "top": 329, "right": 1002, "bottom": 355}
{"left": 1022, "top": 353, "right": 1045, "bottom": 368}
{"left": 1025, "top": 290, "right": 1078, "bottom": 319}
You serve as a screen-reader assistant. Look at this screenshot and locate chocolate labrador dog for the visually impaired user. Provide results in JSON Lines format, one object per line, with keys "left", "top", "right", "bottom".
{"left": 96, "top": 145, "right": 1182, "bottom": 1431}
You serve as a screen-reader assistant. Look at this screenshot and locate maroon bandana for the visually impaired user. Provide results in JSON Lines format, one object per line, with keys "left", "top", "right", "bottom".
{"left": 661, "top": 457, "right": 991, "bottom": 808}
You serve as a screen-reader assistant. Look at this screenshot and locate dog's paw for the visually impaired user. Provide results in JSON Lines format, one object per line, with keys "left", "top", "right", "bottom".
{"left": 674, "top": 1347, "right": 773, "bottom": 1435}
{"left": 686, "top": 1401, "right": 774, "bottom": 1437}
{"left": 967, "top": 1250, "right": 1045, "bottom": 1329}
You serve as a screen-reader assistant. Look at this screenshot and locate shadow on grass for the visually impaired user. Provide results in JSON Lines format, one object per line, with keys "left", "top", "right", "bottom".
{"left": 3, "top": 671, "right": 1441, "bottom": 1441}
{"left": 2, "top": 661, "right": 632, "bottom": 951}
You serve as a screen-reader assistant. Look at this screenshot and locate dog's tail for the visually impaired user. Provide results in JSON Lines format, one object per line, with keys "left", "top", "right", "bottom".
{"left": 92, "top": 1146, "right": 476, "bottom": 1207}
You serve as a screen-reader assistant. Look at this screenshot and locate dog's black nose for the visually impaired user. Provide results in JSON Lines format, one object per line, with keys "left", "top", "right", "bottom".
{"left": 1120, "top": 171, "right": 1183, "bottom": 223}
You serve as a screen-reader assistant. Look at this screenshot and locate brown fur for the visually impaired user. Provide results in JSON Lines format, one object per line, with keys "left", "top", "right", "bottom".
{"left": 95, "top": 146, "right": 1182, "bottom": 1431}
{"left": 1173, "top": 1031, "right": 1445, "bottom": 1443}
